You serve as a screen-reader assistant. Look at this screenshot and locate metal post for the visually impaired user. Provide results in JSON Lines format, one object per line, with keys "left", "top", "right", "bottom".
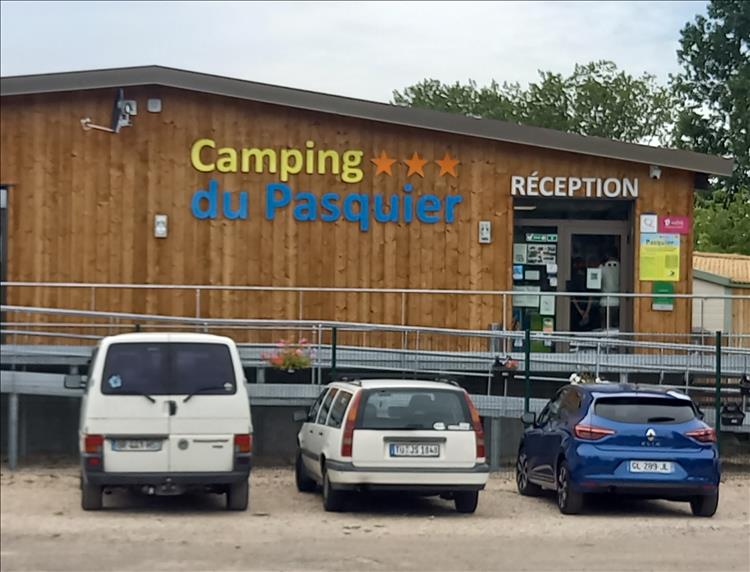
{"left": 8, "top": 392, "right": 19, "bottom": 470}
{"left": 715, "top": 331, "right": 722, "bottom": 455}
{"left": 330, "top": 326, "right": 337, "bottom": 382}
{"left": 524, "top": 328, "right": 531, "bottom": 414}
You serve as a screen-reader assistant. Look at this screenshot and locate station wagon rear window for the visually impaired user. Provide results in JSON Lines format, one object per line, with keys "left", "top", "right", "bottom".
{"left": 358, "top": 389, "right": 470, "bottom": 430}
{"left": 101, "top": 343, "right": 236, "bottom": 396}
{"left": 594, "top": 397, "right": 696, "bottom": 424}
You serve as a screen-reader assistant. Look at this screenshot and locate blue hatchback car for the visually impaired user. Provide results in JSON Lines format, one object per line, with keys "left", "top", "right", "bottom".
{"left": 516, "top": 382, "right": 720, "bottom": 516}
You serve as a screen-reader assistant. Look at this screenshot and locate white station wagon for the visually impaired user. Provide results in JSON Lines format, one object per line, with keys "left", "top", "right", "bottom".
{"left": 295, "top": 379, "right": 489, "bottom": 513}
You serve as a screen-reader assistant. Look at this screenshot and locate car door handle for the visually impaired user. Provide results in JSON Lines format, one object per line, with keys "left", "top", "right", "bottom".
{"left": 167, "top": 400, "right": 177, "bottom": 416}
{"left": 318, "top": 431, "right": 323, "bottom": 436}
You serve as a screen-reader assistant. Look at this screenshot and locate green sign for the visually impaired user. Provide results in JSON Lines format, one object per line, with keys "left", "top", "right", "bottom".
{"left": 525, "top": 233, "right": 558, "bottom": 243}
{"left": 652, "top": 282, "right": 674, "bottom": 311}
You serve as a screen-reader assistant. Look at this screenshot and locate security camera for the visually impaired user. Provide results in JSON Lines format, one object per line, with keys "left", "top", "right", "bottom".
{"left": 649, "top": 165, "right": 662, "bottom": 180}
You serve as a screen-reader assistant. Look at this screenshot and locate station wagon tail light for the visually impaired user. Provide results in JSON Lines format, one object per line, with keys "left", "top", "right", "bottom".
{"left": 463, "top": 392, "right": 485, "bottom": 459}
{"left": 234, "top": 434, "right": 253, "bottom": 453}
{"left": 84, "top": 434, "right": 104, "bottom": 454}
{"left": 685, "top": 427, "right": 716, "bottom": 443}
{"left": 340, "top": 391, "right": 363, "bottom": 457}
{"left": 574, "top": 424, "right": 615, "bottom": 441}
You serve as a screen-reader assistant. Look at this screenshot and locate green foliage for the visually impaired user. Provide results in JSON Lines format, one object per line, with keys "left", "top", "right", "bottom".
{"left": 671, "top": 0, "right": 750, "bottom": 195}
{"left": 693, "top": 188, "right": 750, "bottom": 254}
{"left": 392, "top": 61, "right": 674, "bottom": 144}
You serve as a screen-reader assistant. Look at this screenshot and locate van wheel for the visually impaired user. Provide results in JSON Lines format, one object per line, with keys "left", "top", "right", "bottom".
{"left": 516, "top": 449, "right": 542, "bottom": 497}
{"left": 690, "top": 490, "right": 719, "bottom": 517}
{"left": 227, "top": 480, "right": 249, "bottom": 511}
{"left": 295, "top": 452, "right": 316, "bottom": 493}
{"left": 322, "top": 470, "right": 345, "bottom": 512}
{"left": 81, "top": 483, "right": 103, "bottom": 511}
{"left": 454, "top": 491, "right": 479, "bottom": 514}
{"left": 557, "top": 460, "right": 583, "bottom": 515}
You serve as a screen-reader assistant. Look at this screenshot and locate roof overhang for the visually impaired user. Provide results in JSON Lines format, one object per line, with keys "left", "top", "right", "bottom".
{"left": 0, "top": 65, "right": 735, "bottom": 177}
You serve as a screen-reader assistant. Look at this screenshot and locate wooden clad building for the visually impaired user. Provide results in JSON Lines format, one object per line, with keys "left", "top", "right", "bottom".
{"left": 0, "top": 66, "right": 735, "bottom": 339}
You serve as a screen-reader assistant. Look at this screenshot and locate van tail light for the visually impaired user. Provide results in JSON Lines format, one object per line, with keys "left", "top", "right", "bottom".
{"left": 463, "top": 392, "right": 485, "bottom": 459}
{"left": 340, "top": 391, "right": 363, "bottom": 458}
{"left": 685, "top": 427, "right": 716, "bottom": 443}
{"left": 234, "top": 434, "right": 253, "bottom": 454}
{"left": 574, "top": 424, "right": 615, "bottom": 441}
{"left": 84, "top": 434, "right": 104, "bottom": 454}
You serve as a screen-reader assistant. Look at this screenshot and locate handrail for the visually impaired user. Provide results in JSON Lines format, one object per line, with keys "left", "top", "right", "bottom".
{"left": 2, "top": 281, "right": 749, "bottom": 300}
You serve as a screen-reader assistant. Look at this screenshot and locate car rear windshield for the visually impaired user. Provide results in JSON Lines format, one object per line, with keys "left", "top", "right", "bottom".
{"left": 594, "top": 397, "right": 696, "bottom": 424}
{"left": 358, "top": 388, "right": 470, "bottom": 430}
{"left": 101, "top": 343, "right": 236, "bottom": 396}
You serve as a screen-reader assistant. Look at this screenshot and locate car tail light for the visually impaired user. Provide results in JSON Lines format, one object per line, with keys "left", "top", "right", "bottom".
{"left": 234, "top": 434, "right": 253, "bottom": 453}
{"left": 340, "top": 391, "right": 362, "bottom": 457}
{"left": 463, "top": 392, "right": 485, "bottom": 459}
{"left": 84, "top": 434, "right": 104, "bottom": 454}
{"left": 574, "top": 424, "right": 615, "bottom": 441}
{"left": 685, "top": 427, "right": 716, "bottom": 443}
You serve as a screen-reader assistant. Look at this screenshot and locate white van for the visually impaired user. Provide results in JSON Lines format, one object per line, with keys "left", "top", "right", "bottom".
{"left": 70, "top": 333, "right": 252, "bottom": 511}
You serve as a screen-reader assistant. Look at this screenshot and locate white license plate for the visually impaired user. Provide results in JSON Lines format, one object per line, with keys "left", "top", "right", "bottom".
{"left": 112, "top": 439, "right": 162, "bottom": 452}
{"left": 389, "top": 443, "right": 440, "bottom": 457}
{"left": 629, "top": 460, "right": 673, "bottom": 473}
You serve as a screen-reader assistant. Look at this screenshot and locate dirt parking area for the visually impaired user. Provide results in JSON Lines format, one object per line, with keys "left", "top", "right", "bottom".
{"left": 1, "top": 465, "right": 748, "bottom": 572}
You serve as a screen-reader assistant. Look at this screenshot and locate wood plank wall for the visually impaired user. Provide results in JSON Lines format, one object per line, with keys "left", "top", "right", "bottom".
{"left": 0, "top": 86, "right": 697, "bottom": 345}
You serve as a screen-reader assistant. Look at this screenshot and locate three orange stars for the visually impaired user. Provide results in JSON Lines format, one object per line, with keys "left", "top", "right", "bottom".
{"left": 370, "top": 151, "right": 459, "bottom": 177}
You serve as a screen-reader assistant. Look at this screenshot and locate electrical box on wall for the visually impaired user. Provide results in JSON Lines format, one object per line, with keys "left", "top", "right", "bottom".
{"left": 478, "top": 221, "right": 492, "bottom": 244}
{"left": 147, "top": 98, "right": 162, "bottom": 113}
{"left": 154, "top": 214, "right": 168, "bottom": 238}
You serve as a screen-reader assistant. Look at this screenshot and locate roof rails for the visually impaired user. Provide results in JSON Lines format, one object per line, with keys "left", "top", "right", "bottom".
{"left": 329, "top": 371, "right": 463, "bottom": 387}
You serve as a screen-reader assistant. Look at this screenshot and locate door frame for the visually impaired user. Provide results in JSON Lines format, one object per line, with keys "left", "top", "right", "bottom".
{"left": 518, "top": 218, "right": 633, "bottom": 332}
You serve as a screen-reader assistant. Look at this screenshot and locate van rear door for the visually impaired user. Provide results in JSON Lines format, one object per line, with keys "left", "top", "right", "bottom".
{"left": 95, "top": 343, "right": 171, "bottom": 473}
{"left": 167, "top": 343, "right": 248, "bottom": 473}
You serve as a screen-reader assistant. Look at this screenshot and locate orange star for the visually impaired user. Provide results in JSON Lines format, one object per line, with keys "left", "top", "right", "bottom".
{"left": 404, "top": 152, "right": 428, "bottom": 177}
{"left": 371, "top": 150, "right": 396, "bottom": 176}
{"left": 435, "top": 152, "right": 460, "bottom": 177}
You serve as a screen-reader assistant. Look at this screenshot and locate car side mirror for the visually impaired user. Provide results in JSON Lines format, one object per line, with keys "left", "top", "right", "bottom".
{"left": 293, "top": 410, "right": 307, "bottom": 422}
{"left": 521, "top": 411, "right": 536, "bottom": 427}
{"left": 64, "top": 375, "right": 88, "bottom": 390}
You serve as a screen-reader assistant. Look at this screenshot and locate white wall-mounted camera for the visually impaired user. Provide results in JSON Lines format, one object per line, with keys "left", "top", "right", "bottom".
{"left": 649, "top": 165, "right": 662, "bottom": 180}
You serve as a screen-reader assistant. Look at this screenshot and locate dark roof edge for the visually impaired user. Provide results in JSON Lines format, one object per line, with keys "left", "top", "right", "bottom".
{"left": 0, "top": 65, "right": 734, "bottom": 177}
{"left": 693, "top": 269, "right": 750, "bottom": 288}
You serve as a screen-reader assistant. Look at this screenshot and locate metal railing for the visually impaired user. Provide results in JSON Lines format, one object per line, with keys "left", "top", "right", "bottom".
{"left": 2, "top": 281, "right": 749, "bottom": 345}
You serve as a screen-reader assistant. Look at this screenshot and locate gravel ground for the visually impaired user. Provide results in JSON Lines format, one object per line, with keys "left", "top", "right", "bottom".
{"left": 1, "top": 465, "right": 748, "bottom": 572}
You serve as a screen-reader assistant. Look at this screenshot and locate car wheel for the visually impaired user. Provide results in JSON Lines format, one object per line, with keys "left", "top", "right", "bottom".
{"left": 322, "top": 469, "right": 345, "bottom": 512}
{"left": 516, "top": 450, "right": 543, "bottom": 497}
{"left": 227, "top": 479, "right": 249, "bottom": 511}
{"left": 81, "top": 483, "right": 103, "bottom": 511}
{"left": 454, "top": 491, "right": 479, "bottom": 514}
{"left": 295, "top": 451, "right": 316, "bottom": 493}
{"left": 557, "top": 459, "right": 583, "bottom": 515}
{"left": 690, "top": 489, "right": 719, "bottom": 517}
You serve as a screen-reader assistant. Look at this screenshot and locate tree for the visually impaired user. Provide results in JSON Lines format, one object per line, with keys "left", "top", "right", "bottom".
{"left": 392, "top": 61, "right": 674, "bottom": 144}
{"left": 694, "top": 188, "right": 750, "bottom": 254}
{"left": 671, "top": 0, "right": 750, "bottom": 196}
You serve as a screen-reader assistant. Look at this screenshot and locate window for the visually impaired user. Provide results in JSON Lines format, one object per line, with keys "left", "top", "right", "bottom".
{"left": 100, "top": 343, "right": 236, "bottom": 396}
{"left": 327, "top": 391, "right": 353, "bottom": 428}
{"left": 594, "top": 397, "right": 696, "bottom": 424}
{"left": 559, "top": 388, "right": 582, "bottom": 418}
{"left": 538, "top": 392, "right": 563, "bottom": 426}
{"left": 358, "top": 389, "right": 470, "bottom": 430}
{"left": 308, "top": 391, "right": 326, "bottom": 422}
{"left": 316, "top": 389, "right": 338, "bottom": 424}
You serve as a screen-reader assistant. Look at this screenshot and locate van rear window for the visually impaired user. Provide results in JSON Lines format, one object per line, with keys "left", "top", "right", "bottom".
{"left": 101, "top": 343, "right": 236, "bottom": 396}
{"left": 358, "top": 389, "right": 470, "bottom": 430}
{"left": 594, "top": 397, "right": 696, "bottom": 424}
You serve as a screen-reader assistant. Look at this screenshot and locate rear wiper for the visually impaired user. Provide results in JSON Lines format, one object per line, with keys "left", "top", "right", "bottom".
{"left": 647, "top": 416, "right": 675, "bottom": 423}
{"left": 116, "top": 390, "right": 156, "bottom": 403}
{"left": 182, "top": 385, "right": 232, "bottom": 403}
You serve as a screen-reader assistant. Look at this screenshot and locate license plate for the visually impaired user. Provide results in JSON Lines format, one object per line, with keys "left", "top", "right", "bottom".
{"left": 629, "top": 460, "right": 673, "bottom": 473}
{"left": 112, "top": 439, "right": 162, "bottom": 452}
{"left": 389, "top": 443, "right": 440, "bottom": 457}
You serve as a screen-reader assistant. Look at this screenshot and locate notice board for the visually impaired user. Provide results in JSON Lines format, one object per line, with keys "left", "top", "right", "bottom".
{"left": 639, "top": 234, "right": 680, "bottom": 281}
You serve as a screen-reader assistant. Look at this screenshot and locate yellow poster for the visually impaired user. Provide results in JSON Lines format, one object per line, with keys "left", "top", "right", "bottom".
{"left": 640, "top": 233, "right": 680, "bottom": 281}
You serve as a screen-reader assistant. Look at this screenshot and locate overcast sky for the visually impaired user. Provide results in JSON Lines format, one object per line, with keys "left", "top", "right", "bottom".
{"left": 1, "top": 1, "right": 706, "bottom": 102}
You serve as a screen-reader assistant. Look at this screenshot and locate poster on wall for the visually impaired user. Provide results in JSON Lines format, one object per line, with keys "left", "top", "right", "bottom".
{"left": 640, "top": 213, "right": 658, "bottom": 234}
{"left": 513, "top": 244, "right": 527, "bottom": 264}
{"left": 659, "top": 215, "right": 690, "bottom": 235}
{"left": 512, "top": 285, "right": 541, "bottom": 308}
{"left": 527, "top": 244, "right": 557, "bottom": 264}
{"left": 639, "top": 234, "right": 680, "bottom": 282}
